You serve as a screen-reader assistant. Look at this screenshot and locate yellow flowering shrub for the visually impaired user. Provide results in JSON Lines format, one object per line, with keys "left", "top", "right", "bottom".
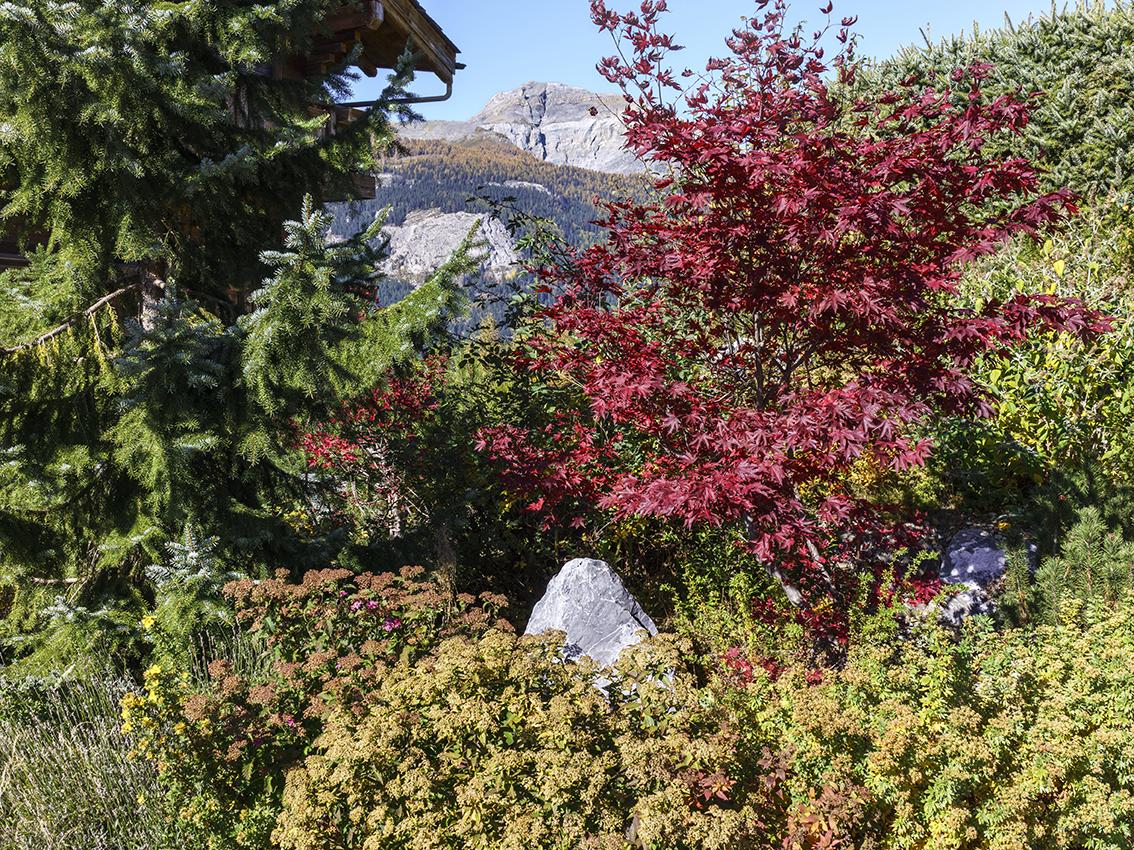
{"left": 274, "top": 632, "right": 792, "bottom": 850}
{"left": 121, "top": 663, "right": 280, "bottom": 850}
{"left": 274, "top": 603, "right": 1134, "bottom": 850}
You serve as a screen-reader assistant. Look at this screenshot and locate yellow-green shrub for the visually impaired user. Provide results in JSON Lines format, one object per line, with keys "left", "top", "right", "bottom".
{"left": 938, "top": 201, "right": 1134, "bottom": 499}
{"left": 274, "top": 632, "right": 788, "bottom": 850}
{"left": 127, "top": 564, "right": 1134, "bottom": 850}
{"left": 274, "top": 605, "right": 1134, "bottom": 850}
{"left": 730, "top": 604, "right": 1134, "bottom": 849}
{"left": 120, "top": 566, "right": 509, "bottom": 850}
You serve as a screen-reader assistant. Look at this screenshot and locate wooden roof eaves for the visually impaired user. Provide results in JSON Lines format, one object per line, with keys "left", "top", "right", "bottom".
{"left": 380, "top": 0, "right": 460, "bottom": 83}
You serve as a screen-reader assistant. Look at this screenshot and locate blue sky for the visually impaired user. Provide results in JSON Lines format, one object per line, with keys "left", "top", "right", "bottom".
{"left": 352, "top": 1, "right": 1076, "bottom": 120}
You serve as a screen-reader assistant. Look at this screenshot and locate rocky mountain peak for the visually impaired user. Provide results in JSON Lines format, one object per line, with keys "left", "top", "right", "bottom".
{"left": 472, "top": 82, "right": 618, "bottom": 126}
{"left": 401, "top": 81, "right": 644, "bottom": 175}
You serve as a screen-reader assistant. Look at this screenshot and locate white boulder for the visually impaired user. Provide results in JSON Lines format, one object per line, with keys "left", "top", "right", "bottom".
{"left": 524, "top": 558, "right": 657, "bottom": 667}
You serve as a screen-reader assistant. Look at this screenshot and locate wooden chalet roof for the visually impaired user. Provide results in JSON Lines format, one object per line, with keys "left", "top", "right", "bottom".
{"left": 309, "top": 0, "right": 460, "bottom": 84}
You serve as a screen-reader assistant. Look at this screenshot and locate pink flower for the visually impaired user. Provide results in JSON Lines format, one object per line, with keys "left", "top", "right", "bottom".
{"left": 383, "top": 617, "right": 402, "bottom": 632}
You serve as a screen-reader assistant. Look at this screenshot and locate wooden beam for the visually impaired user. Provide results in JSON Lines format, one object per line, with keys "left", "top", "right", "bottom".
{"left": 322, "top": 1, "right": 384, "bottom": 34}
{"left": 0, "top": 252, "right": 29, "bottom": 270}
{"left": 368, "top": 1, "right": 385, "bottom": 30}
{"left": 307, "top": 1, "right": 457, "bottom": 82}
{"left": 380, "top": 0, "right": 458, "bottom": 83}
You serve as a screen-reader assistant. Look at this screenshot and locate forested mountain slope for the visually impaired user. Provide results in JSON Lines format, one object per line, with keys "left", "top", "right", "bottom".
{"left": 328, "top": 131, "right": 645, "bottom": 327}
{"left": 339, "top": 133, "right": 638, "bottom": 246}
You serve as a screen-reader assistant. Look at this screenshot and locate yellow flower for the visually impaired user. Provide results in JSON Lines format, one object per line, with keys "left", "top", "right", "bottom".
{"left": 141, "top": 615, "right": 156, "bottom": 630}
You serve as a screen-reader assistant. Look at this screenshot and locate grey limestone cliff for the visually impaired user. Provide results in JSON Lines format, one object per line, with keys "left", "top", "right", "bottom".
{"left": 401, "top": 81, "right": 643, "bottom": 175}
{"left": 327, "top": 203, "right": 518, "bottom": 284}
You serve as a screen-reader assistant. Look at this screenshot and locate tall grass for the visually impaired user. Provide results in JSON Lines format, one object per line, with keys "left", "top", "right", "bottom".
{"left": 0, "top": 674, "right": 181, "bottom": 850}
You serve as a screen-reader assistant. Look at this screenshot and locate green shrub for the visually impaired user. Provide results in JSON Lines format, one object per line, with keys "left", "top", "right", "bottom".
{"left": 274, "top": 630, "right": 629, "bottom": 850}
{"left": 965, "top": 205, "right": 1134, "bottom": 486}
{"left": 915, "top": 198, "right": 1134, "bottom": 550}
{"left": 144, "top": 526, "right": 243, "bottom": 669}
{"left": 865, "top": 0, "right": 1134, "bottom": 199}
{"left": 1031, "top": 506, "right": 1134, "bottom": 624}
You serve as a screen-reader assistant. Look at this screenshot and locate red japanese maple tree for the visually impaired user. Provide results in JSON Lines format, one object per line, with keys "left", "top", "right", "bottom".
{"left": 477, "top": 0, "right": 1105, "bottom": 619}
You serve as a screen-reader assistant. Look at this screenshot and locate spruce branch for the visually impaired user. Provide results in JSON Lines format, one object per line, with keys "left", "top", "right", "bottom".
{"left": 2, "top": 281, "right": 140, "bottom": 355}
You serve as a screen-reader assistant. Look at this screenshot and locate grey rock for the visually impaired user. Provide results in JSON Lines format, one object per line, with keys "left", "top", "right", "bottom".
{"left": 487, "top": 179, "right": 553, "bottom": 196}
{"left": 934, "top": 586, "right": 996, "bottom": 627}
{"left": 382, "top": 208, "right": 518, "bottom": 281}
{"left": 921, "top": 527, "right": 1008, "bottom": 627}
{"left": 941, "top": 527, "right": 1007, "bottom": 590}
{"left": 325, "top": 203, "right": 518, "bottom": 285}
{"left": 402, "top": 82, "right": 645, "bottom": 175}
{"left": 524, "top": 558, "right": 657, "bottom": 667}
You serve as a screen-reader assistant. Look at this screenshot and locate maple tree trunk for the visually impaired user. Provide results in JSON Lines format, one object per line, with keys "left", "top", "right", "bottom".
{"left": 747, "top": 513, "right": 805, "bottom": 607}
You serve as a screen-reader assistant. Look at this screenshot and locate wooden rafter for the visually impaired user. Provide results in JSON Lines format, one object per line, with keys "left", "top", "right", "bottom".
{"left": 309, "top": 0, "right": 459, "bottom": 82}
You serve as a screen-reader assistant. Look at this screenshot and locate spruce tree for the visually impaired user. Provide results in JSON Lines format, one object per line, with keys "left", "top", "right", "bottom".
{"left": 0, "top": 0, "right": 473, "bottom": 669}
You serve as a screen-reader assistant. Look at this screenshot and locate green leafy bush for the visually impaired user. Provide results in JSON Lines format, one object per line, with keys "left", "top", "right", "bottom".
{"left": 276, "top": 605, "right": 1134, "bottom": 850}
{"left": 918, "top": 199, "right": 1134, "bottom": 550}
{"left": 965, "top": 205, "right": 1134, "bottom": 481}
